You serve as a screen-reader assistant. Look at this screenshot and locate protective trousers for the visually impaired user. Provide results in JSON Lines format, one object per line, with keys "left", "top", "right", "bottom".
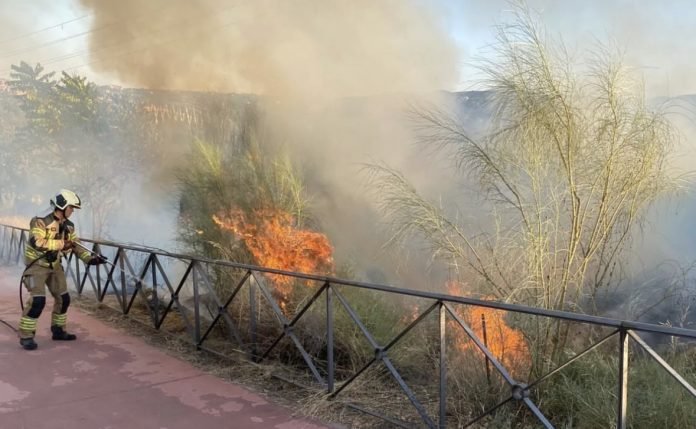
{"left": 18, "top": 263, "right": 71, "bottom": 339}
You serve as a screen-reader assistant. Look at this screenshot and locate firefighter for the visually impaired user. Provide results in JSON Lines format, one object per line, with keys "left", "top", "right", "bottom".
{"left": 18, "top": 189, "right": 107, "bottom": 350}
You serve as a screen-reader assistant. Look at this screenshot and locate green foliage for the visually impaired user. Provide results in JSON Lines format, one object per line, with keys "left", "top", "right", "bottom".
{"left": 8, "top": 61, "right": 59, "bottom": 136}
{"left": 538, "top": 347, "right": 696, "bottom": 428}
{"left": 9, "top": 63, "right": 99, "bottom": 141}
{"left": 177, "top": 103, "right": 311, "bottom": 263}
{"left": 54, "top": 72, "right": 101, "bottom": 135}
{"left": 4, "top": 61, "right": 147, "bottom": 234}
{"left": 331, "top": 286, "right": 410, "bottom": 367}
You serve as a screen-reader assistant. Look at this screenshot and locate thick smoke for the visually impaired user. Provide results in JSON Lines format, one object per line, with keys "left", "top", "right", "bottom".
{"left": 77, "top": 0, "right": 459, "bottom": 98}
{"left": 72, "top": 0, "right": 462, "bottom": 288}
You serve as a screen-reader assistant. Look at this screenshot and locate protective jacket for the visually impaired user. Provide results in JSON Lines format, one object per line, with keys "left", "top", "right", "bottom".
{"left": 25, "top": 213, "right": 92, "bottom": 267}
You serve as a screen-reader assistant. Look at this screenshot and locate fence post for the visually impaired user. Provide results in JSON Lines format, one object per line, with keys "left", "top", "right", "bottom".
{"left": 482, "top": 313, "right": 491, "bottom": 386}
{"left": 327, "top": 283, "right": 334, "bottom": 394}
{"left": 249, "top": 274, "right": 257, "bottom": 359}
{"left": 19, "top": 231, "right": 26, "bottom": 261}
{"left": 15, "top": 230, "right": 25, "bottom": 265}
{"left": 94, "top": 244, "right": 102, "bottom": 299}
{"left": 9, "top": 229, "right": 16, "bottom": 263}
{"left": 618, "top": 328, "right": 629, "bottom": 429}
{"left": 1, "top": 226, "right": 8, "bottom": 262}
{"left": 152, "top": 254, "right": 159, "bottom": 326}
{"left": 0, "top": 226, "right": 6, "bottom": 261}
{"left": 119, "top": 249, "right": 127, "bottom": 312}
{"left": 439, "top": 302, "right": 447, "bottom": 429}
{"left": 192, "top": 261, "right": 201, "bottom": 347}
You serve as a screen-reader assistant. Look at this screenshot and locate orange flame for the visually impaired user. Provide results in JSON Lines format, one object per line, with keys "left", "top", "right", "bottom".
{"left": 446, "top": 282, "right": 530, "bottom": 377}
{"left": 213, "top": 209, "right": 334, "bottom": 310}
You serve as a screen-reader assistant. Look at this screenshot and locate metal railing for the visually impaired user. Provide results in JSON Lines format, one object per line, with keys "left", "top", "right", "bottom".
{"left": 2, "top": 223, "right": 695, "bottom": 428}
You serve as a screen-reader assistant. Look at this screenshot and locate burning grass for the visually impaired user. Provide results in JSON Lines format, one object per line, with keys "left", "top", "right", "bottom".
{"left": 213, "top": 208, "right": 334, "bottom": 311}
{"left": 446, "top": 282, "right": 531, "bottom": 379}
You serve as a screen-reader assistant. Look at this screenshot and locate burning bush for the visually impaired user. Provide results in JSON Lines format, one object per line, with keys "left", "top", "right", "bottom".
{"left": 177, "top": 104, "right": 311, "bottom": 265}
{"left": 446, "top": 282, "right": 530, "bottom": 379}
{"left": 213, "top": 208, "right": 334, "bottom": 309}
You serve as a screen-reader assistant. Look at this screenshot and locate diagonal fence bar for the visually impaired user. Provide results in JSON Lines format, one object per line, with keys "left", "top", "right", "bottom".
{"left": 628, "top": 330, "right": 696, "bottom": 398}
{"left": 252, "top": 272, "right": 326, "bottom": 387}
{"left": 329, "top": 289, "right": 440, "bottom": 427}
{"left": 525, "top": 329, "right": 620, "bottom": 391}
{"left": 445, "top": 302, "right": 553, "bottom": 426}
{"left": 445, "top": 303, "right": 517, "bottom": 386}
{"left": 197, "top": 269, "right": 250, "bottom": 346}
{"left": 193, "top": 263, "right": 245, "bottom": 347}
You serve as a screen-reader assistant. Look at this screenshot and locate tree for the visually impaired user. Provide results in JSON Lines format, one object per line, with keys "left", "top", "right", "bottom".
{"left": 6, "top": 63, "right": 136, "bottom": 236}
{"left": 53, "top": 72, "right": 130, "bottom": 238}
{"left": 7, "top": 61, "right": 59, "bottom": 136}
{"left": 55, "top": 72, "right": 100, "bottom": 134}
{"left": 5, "top": 62, "right": 61, "bottom": 210}
{"left": 368, "top": 5, "right": 681, "bottom": 362}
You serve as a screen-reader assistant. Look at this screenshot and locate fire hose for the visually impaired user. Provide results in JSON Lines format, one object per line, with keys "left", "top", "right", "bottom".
{"left": 70, "top": 240, "right": 151, "bottom": 290}
{"left": 0, "top": 239, "right": 155, "bottom": 335}
{"left": 0, "top": 242, "right": 56, "bottom": 333}
{"left": 0, "top": 248, "right": 65, "bottom": 333}
{"left": 3, "top": 238, "right": 200, "bottom": 335}
{"left": 71, "top": 241, "right": 163, "bottom": 300}
{"left": 19, "top": 240, "right": 168, "bottom": 313}
{"left": 17, "top": 241, "right": 107, "bottom": 311}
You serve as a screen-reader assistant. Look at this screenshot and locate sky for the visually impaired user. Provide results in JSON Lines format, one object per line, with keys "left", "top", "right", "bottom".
{"left": 0, "top": 0, "right": 695, "bottom": 97}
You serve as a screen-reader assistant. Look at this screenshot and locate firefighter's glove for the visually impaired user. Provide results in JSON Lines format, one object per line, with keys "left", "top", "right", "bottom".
{"left": 62, "top": 240, "right": 75, "bottom": 251}
{"left": 87, "top": 255, "right": 108, "bottom": 266}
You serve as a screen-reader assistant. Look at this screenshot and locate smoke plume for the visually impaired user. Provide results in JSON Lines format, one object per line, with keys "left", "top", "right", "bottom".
{"left": 72, "top": 0, "right": 463, "bottom": 288}
{"left": 77, "top": 0, "right": 459, "bottom": 99}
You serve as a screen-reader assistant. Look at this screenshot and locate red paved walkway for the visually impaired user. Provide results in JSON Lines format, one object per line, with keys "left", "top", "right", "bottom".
{"left": 0, "top": 265, "right": 329, "bottom": 429}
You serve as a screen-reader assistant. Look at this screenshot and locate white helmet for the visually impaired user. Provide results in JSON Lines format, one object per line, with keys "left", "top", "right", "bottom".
{"left": 52, "top": 189, "right": 82, "bottom": 210}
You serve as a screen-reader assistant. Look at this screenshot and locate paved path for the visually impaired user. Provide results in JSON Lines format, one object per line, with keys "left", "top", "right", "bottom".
{"left": 0, "top": 265, "right": 329, "bottom": 429}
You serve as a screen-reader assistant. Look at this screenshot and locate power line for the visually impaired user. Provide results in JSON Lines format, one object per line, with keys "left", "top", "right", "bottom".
{"left": 8, "top": 4, "right": 237, "bottom": 78}
{"left": 0, "top": 28, "right": 103, "bottom": 60}
{"left": 34, "top": 47, "right": 91, "bottom": 67}
{"left": 1, "top": 2, "right": 235, "bottom": 70}
{"left": 41, "top": 3, "right": 235, "bottom": 68}
{"left": 0, "top": 2, "right": 171, "bottom": 60}
{"left": 0, "top": 13, "right": 92, "bottom": 46}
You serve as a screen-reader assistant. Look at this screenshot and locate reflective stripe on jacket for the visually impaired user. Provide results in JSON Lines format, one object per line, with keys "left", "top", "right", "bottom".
{"left": 25, "top": 213, "right": 92, "bottom": 266}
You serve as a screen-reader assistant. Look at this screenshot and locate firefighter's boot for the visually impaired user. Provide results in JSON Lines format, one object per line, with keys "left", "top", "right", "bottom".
{"left": 51, "top": 325, "right": 77, "bottom": 341}
{"left": 20, "top": 337, "right": 38, "bottom": 350}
